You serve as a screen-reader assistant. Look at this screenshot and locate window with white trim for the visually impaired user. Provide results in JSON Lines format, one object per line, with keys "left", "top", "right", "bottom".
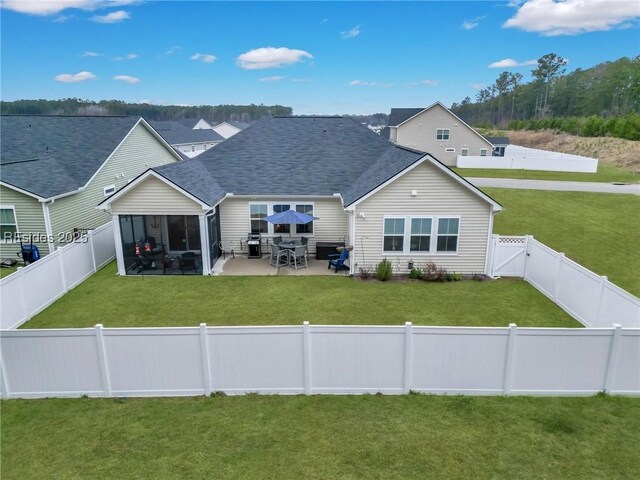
{"left": 383, "top": 218, "right": 405, "bottom": 252}
{"left": 480, "top": 148, "right": 488, "bottom": 156}
{"left": 250, "top": 204, "right": 268, "bottom": 234}
{"left": 382, "top": 216, "right": 459, "bottom": 254}
{"left": 436, "top": 129, "right": 450, "bottom": 140}
{"left": 436, "top": 218, "right": 459, "bottom": 252}
{"left": 461, "top": 148, "right": 469, "bottom": 156}
{"left": 273, "top": 203, "right": 291, "bottom": 234}
{"left": 296, "top": 204, "right": 314, "bottom": 234}
{"left": 0, "top": 206, "right": 18, "bottom": 242}
{"left": 103, "top": 184, "right": 116, "bottom": 197}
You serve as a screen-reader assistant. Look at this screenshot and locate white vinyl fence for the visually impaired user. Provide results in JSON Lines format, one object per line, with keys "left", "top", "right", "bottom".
{"left": 1, "top": 322, "right": 638, "bottom": 399}
{"left": 0, "top": 222, "right": 115, "bottom": 330}
{"left": 489, "top": 235, "right": 640, "bottom": 328}
{"left": 457, "top": 145, "right": 598, "bottom": 173}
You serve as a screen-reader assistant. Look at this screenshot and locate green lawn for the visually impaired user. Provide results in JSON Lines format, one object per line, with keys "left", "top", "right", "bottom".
{"left": 0, "top": 265, "right": 18, "bottom": 279}
{"left": 455, "top": 163, "right": 640, "bottom": 184}
{"left": 487, "top": 188, "right": 640, "bottom": 296}
{"left": 23, "top": 262, "right": 577, "bottom": 328}
{"left": 2, "top": 395, "right": 639, "bottom": 479}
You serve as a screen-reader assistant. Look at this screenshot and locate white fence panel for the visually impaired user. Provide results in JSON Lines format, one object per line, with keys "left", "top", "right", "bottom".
{"left": 0, "top": 329, "right": 104, "bottom": 397}
{"left": 490, "top": 236, "right": 526, "bottom": 277}
{"left": 609, "top": 331, "right": 640, "bottom": 394}
{"left": 208, "top": 327, "right": 304, "bottom": 394}
{"left": 104, "top": 328, "right": 204, "bottom": 397}
{"left": 61, "top": 240, "right": 95, "bottom": 290}
{"left": 0, "top": 221, "right": 115, "bottom": 329}
{"left": 310, "top": 326, "right": 406, "bottom": 394}
{"left": 411, "top": 327, "right": 509, "bottom": 394}
{"left": 457, "top": 145, "right": 598, "bottom": 173}
{"left": 510, "top": 329, "right": 613, "bottom": 395}
{"left": 599, "top": 282, "right": 640, "bottom": 328}
{"left": 523, "top": 239, "right": 561, "bottom": 299}
{"left": 555, "top": 257, "right": 603, "bottom": 327}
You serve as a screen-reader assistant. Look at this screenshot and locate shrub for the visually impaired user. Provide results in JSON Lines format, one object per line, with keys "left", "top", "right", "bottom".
{"left": 376, "top": 258, "right": 393, "bottom": 281}
{"left": 472, "top": 272, "right": 486, "bottom": 281}
{"left": 408, "top": 267, "right": 423, "bottom": 280}
{"left": 423, "top": 262, "right": 448, "bottom": 282}
{"left": 359, "top": 266, "right": 372, "bottom": 280}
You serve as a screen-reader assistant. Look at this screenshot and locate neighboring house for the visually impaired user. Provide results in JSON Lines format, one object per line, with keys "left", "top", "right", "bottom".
{"left": 0, "top": 115, "right": 182, "bottom": 259}
{"left": 386, "top": 102, "right": 494, "bottom": 166}
{"left": 100, "top": 116, "right": 502, "bottom": 277}
{"left": 150, "top": 120, "right": 224, "bottom": 158}
{"left": 211, "top": 121, "right": 249, "bottom": 139}
{"left": 485, "top": 136, "right": 510, "bottom": 157}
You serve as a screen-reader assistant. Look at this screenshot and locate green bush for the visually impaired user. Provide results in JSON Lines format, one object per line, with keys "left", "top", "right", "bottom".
{"left": 409, "top": 267, "right": 423, "bottom": 280}
{"left": 376, "top": 258, "right": 393, "bottom": 281}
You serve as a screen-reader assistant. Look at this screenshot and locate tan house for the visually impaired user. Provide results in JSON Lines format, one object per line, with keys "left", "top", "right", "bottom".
{"left": 384, "top": 102, "right": 494, "bottom": 166}
{"left": 0, "top": 115, "right": 181, "bottom": 259}
{"left": 99, "top": 116, "right": 502, "bottom": 277}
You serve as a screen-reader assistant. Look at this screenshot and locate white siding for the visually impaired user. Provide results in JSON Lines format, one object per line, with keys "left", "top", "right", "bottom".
{"left": 353, "top": 162, "right": 493, "bottom": 274}
{"left": 110, "top": 176, "right": 205, "bottom": 216}
{"left": 395, "top": 104, "right": 493, "bottom": 166}
{"left": 48, "top": 123, "right": 180, "bottom": 245}
{"left": 218, "top": 197, "right": 348, "bottom": 254}
{"left": 175, "top": 141, "right": 220, "bottom": 158}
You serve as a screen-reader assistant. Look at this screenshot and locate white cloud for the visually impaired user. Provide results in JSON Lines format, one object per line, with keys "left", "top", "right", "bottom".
{"left": 319, "top": 18, "right": 329, "bottom": 25}
{"left": 54, "top": 71, "right": 97, "bottom": 82}
{"left": 259, "top": 76, "right": 285, "bottom": 82}
{"left": 113, "top": 75, "right": 140, "bottom": 84}
{"left": 349, "top": 80, "right": 394, "bottom": 87}
{"left": 114, "top": 53, "right": 138, "bottom": 60}
{"left": 53, "top": 14, "right": 72, "bottom": 22}
{"left": 341, "top": 24, "right": 361, "bottom": 39}
{"left": 190, "top": 53, "right": 216, "bottom": 63}
{"left": 82, "top": 51, "right": 102, "bottom": 57}
{"left": 406, "top": 79, "right": 439, "bottom": 87}
{"left": 237, "top": 47, "right": 313, "bottom": 70}
{"left": 291, "top": 78, "right": 313, "bottom": 83}
{"left": 488, "top": 58, "right": 537, "bottom": 68}
{"left": 1, "top": 0, "right": 139, "bottom": 15}
{"left": 91, "top": 10, "right": 130, "bottom": 23}
{"left": 504, "top": 0, "right": 640, "bottom": 36}
{"left": 469, "top": 82, "right": 486, "bottom": 90}
{"left": 165, "top": 46, "right": 181, "bottom": 56}
{"left": 462, "top": 15, "right": 487, "bottom": 30}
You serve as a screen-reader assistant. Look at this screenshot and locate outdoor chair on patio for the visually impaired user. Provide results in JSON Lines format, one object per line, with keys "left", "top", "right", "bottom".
{"left": 272, "top": 236, "right": 283, "bottom": 246}
{"left": 289, "top": 245, "right": 308, "bottom": 270}
{"left": 328, "top": 249, "right": 349, "bottom": 273}
{"left": 179, "top": 252, "right": 199, "bottom": 274}
{"left": 300, "top": 236, "right": 309, "bottom": 259}
{"left": 269, "top": 243, "right": 289, "bottom": 267}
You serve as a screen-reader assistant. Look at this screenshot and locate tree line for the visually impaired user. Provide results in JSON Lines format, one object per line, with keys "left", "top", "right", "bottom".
{"left": 451, "top": 55, "right": 640, "bottom": 140}
{"left": 0, "top": 99, "right": 293, "bottom": 123}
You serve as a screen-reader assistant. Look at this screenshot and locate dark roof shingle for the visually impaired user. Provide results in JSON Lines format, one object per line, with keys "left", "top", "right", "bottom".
{"left": 387, "top": 108, "right": 425, "bottom": 126}
{"left": 149, "top": 120, "right": 224, "bottom": 145}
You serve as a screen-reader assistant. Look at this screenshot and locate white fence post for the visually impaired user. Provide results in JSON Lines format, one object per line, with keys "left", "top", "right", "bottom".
{"left": 552, "top": 253, "right": 565, "bottom": 302}
{"left": 57, "top": 250, "right": 68, "bottom": 292}
{"left": 403, "top": 322, "right": 413, "bottom": 394}
{"left": 94, "top": 324, "right": 111, "bottom": 397}
{"left": 302, "top": 321, "right": 311, "bottom": 394}
{"left": 603, "top": 324, "right": 622, "bottom": 394}
{"left": 522, "top": 235, "right": 532, "bottom": 280}
{"left": 0, "top": 346, "right": 10, "bottom": 399}
{"left": 595, "top": 276, "right": 608, "bottom": 327}
{"left": 199, "top": 323, "right": 212, "bottom": 396}
{"left": 503, "top": 323, "right": 518, "bottom": 395}
{"left": 88, "top": 230, "right": 97, "bottom": 273}
{"left": 17, "top": 268, "right": 28, "bottom": 326}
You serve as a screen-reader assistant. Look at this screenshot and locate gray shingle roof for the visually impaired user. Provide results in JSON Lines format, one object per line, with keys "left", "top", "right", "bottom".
{"left": 1, "top": 115, "right": 140, "bottom": 198}
{"left": 485, "top": 136, "right": 510, "bottom": 146}
{"left": 149, "top": 120, "right": 224, "bottom": 145}
{"left": 387, "top": 108, "right": 425, "bottom": 126}
{"left": 154, "top": 116, "right": 424, "bottom": 206}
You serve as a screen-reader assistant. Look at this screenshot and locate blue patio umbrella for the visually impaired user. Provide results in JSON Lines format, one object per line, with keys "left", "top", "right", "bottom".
{"left": 263, "top": 209, "right": 318, "bottom": 225}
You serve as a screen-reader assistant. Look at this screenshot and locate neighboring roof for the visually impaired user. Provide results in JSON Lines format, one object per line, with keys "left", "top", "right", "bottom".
{"left": 485, "top": 136, "right": 510, "bottom": 146}
{"left": 0, "top": 115, "right": 141, "bottom": 199}
{"left": 153, "top": 116, "right": 425, "bottom": 207}
{"left": 229, "top": 121, "right": 250, "bottom": 130}
{"left": 149, "top": 120, "right": 224, "bottom": 145}
{"left": 379, "top": 126, "right": 391, "bottom": 140}
{"left": 387, "top": 108, "right": 425, "bottom": 127}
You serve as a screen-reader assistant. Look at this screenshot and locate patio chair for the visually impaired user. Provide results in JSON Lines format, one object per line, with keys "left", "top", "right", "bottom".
{"left": 179, "top": 252, "right": 199, "bottom": 274}
{"left": 269, "top": 243, "right": 289, "bottom": 267}
{"left": 272, "top": 236, "right": 283, "bottom": 246}
{"left": 289, "top": 245, "right": 308, "bottom": 270}
{"left": 328, "top": 249, "right": 349, "bottom": 273}
{"left": 300, "top": 236, "right": 309, "bottom": 259}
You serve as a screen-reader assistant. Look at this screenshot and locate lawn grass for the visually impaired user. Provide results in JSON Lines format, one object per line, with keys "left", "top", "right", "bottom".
{"left": 455, "top": 162, "right": 640, "bottom": 184}
{"left": 2, "top": 395, "right": 639, "bottom": 479}
{"left": 23, "top": 262, "right": 577, "bottom": 328}
{"left": 487, "top": 188, "right": 640, "bottom": 296}
{"left": 0, "top": 265, "right": 18, "bottom": 279}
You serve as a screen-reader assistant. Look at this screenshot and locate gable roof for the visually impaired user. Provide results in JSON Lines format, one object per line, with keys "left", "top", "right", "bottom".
{"left": 149, "top": 120, "right": 225, "bottom": 145}
{"left": 387, "top": 108, "right": 425, "bottom": 127}
{"left": 485, "top": 136, "right": 510, "bottom": 146}
{"left": 102, "top": 116, "right": 501, "bottom": 212}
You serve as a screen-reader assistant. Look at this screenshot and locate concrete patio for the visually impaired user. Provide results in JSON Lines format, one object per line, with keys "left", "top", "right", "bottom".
{"left": 213, "top": 255, "right": 349, "bottom": 276}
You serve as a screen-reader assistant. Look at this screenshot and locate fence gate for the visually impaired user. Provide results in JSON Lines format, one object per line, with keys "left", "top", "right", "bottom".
{"left": 490, "top": 235, "right": 527, "bottom": 277}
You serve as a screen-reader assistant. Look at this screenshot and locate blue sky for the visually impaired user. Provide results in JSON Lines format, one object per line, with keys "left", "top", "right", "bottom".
{"left": 1, "top": 1, "right": 639, "bottom": 114}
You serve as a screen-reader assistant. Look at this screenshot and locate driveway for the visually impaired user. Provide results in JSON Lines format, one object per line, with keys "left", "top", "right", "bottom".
{"left": 467, "top": 177, "right": 640, "bottom": 195}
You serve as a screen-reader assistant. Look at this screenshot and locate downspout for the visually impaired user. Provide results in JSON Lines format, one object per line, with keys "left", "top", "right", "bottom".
{"left": 41, "top": 199, "right": 55, "bottom": 254}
